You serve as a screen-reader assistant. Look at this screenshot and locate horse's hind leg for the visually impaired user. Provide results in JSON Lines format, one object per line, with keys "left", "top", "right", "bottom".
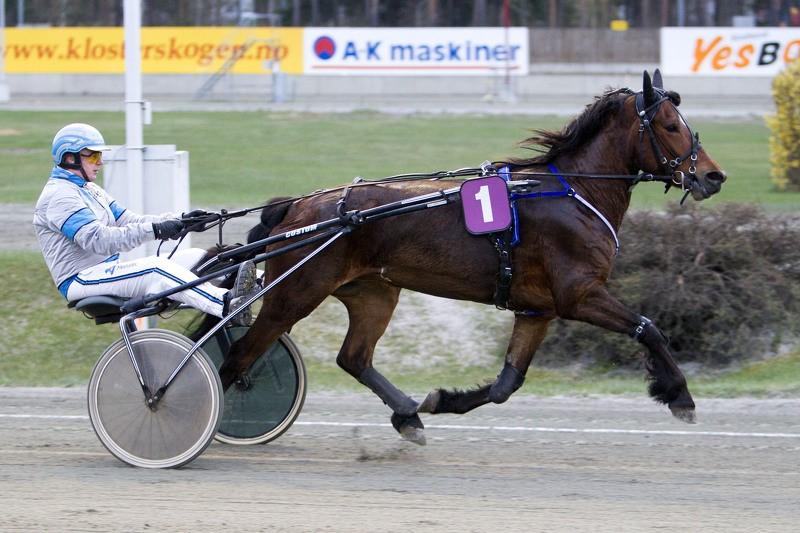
{"left": 333, "top": 279, "right": 427, "bottom": 445}
{"left": 559, "top": 284, "right": 695, "bottom": 423}
{"left": 218, "top": 262, "right": 340, "bottom": 390}
{"left": 419, "top": 315, "right": 551, "bottom": 415}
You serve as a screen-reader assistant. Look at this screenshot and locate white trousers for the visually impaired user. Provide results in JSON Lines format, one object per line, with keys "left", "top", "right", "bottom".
{"left": 65, "top": 248, "right": 226, "bottom": 317}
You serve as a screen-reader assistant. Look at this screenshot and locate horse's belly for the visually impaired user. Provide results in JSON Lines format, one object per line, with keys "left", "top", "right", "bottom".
{"left": 379, "top": 266, "right": 495, "bottom": 304}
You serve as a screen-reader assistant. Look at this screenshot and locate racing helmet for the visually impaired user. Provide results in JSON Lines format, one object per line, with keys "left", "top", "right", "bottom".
{"left": 51, "top": 123, "right": 111, "bottom": 165}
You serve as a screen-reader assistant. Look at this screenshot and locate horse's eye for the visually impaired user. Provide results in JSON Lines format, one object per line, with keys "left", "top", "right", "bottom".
{"left": 665, "top": 123, "right": 680, "bottom": 133}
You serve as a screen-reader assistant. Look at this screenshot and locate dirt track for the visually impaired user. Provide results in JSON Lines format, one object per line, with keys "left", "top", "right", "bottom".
{"left": 1, "top": 388, "right": 799, "bottom": 532}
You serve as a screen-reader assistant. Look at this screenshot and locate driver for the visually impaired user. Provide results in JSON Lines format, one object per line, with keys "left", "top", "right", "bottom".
{"left": 33, "top": 123, "right": 258, "bottom": 326}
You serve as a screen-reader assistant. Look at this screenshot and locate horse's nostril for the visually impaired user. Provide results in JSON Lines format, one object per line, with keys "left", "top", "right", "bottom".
{"left": 706, "top": 170, "right": 726, "bottom": 183}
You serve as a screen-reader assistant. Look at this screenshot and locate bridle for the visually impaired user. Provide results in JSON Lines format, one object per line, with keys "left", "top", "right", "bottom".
{"left": 634, "top": 88, "right": 703, "bottom": 204}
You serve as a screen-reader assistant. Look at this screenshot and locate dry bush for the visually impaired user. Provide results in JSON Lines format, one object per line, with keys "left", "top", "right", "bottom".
{"left": 536, "top": 204, "right": 800, "bottom": 369}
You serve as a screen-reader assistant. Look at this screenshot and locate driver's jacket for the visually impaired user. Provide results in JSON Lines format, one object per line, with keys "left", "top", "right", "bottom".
{"left": 33, "top": 167, "right": 174, "bottom": 297}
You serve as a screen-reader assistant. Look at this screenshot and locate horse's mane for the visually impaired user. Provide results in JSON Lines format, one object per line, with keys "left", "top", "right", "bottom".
{"left": 505, "top": 88, "right": 635, "bottom": 167}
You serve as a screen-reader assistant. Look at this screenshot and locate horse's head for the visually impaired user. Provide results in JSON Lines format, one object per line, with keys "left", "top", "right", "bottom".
{"left": 631, "top": 69, "right": 726, "bottom": 202}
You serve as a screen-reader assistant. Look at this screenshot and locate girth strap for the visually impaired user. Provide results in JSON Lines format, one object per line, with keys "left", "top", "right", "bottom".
{"left": 491, "top": 230, "right": 514, "bottom": 310}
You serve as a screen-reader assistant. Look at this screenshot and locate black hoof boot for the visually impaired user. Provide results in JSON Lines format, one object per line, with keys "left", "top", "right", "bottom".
{"left": 390, "top": 412, "right": 426, "bottom": 446}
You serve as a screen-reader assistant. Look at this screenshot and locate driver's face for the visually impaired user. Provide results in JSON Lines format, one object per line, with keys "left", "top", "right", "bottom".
{"left": 79, "top": 150, "right": 103, "bottom": 182}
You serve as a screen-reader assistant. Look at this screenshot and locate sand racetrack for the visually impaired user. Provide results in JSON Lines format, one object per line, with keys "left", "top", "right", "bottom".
{"left": 1, "top": 388, "right": 799, "bottom": 532}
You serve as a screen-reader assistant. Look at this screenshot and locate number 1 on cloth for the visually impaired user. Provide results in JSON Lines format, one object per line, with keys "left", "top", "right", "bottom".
{"left": 460, "top": 176, "right": 512, "bottom": 235}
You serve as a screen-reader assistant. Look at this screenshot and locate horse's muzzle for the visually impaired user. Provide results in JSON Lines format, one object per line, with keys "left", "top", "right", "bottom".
{"left": 702, "top": 169, "right": 726, "bottom": 196}
{"left": 691, "top": 169, "right": 726, "bottom": 200}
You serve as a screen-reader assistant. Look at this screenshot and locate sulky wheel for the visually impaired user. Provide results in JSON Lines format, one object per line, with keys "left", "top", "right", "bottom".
{"left": 87, "top": 329, "right": 223, "bottom": 468}
{"left": 202, "top": 327, "right": 307, "bottom": 445}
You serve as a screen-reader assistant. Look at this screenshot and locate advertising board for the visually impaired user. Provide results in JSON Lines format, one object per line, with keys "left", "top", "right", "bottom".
{"left": 3, "top": 27, "right": 527, "bottom": 76}
{"left": 661, "top": 27, "right": 800, "bottom": 76}
{"left": 303, "top": 27, "right": 529, "bottom": 76}
{"left": 4, "top": 27, "right": 303, "bottom": 74}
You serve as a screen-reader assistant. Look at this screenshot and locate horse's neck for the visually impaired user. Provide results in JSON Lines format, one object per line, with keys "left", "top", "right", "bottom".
{"left": 551, "top": 137, "right": 636, "bottom": 231}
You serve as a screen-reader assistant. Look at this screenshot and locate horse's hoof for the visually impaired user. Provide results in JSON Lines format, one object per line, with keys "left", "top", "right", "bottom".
{"left": 417, "top": 390, "right": 440, "bottom": 413}
{"left": 391, "top": 412, "right": 427, "bottom": 445}
{"left": 670, "top": 406, "right": 696, "bottom": 424}
{"left": 399, "top": 426, "right": 427, "bottom": 446}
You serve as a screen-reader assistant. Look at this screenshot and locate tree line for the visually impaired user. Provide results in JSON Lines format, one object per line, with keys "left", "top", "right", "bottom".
{"left": 6, "top": 0, "right": 793, "bottom": 28}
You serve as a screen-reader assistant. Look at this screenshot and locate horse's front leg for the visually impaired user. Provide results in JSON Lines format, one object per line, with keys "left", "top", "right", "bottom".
{"left": 418, "top": 315, "right": 551, "bottom": 415}
{"left": 559, "top": 283, "right": 696, "bottom": 423}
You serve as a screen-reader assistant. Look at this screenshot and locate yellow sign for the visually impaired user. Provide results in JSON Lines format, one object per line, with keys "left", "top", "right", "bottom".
{"left": 610, "top": 20, "right": 629, "bottom": 31}
{"left": 4, "top": 27, "right": 303, "bottom": 74}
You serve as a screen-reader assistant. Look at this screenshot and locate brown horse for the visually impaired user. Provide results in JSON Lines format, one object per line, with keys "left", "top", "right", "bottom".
{"left": 212, "top": 70, "right": 725, "bottom": 444}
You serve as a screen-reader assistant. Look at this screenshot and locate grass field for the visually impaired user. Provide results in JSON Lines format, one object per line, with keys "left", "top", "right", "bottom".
{"left": 2, "top": 110, "right": 799, "bottom": 210}
{"left": 2, "top": 250, "right": 799, "bottom": 397}
{"left": 2, "top": 110, "right": 798, "bottom": 393}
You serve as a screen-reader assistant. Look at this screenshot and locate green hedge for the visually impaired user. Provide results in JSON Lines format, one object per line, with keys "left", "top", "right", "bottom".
{"left": 537, "top": 204, "right": 800, "bottom": 368}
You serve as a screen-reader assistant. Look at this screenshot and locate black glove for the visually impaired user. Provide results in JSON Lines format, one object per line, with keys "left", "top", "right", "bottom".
{"left": 152, "top": 219, "right": 185, "bottom": 240}
{"left": 182, "top": 209, "right": 210, "bottom": 220}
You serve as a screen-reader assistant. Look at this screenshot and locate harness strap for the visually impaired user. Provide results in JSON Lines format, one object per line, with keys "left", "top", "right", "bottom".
{"left": 491, "top": 230, "right": 514, "bottom": 310}
{"left": 490, "top": 163, "right": 621, "bottom": 313}
{"left": 570, "top": 193, "right": 621, "bottom": 256}
{"left": 335, "top": 179, "right": 366, "bottom": 226}
{"left": 547, "top": 164, "right": 620, "bottom": 256}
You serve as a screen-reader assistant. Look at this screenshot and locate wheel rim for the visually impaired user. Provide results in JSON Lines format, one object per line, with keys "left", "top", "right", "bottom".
{"left": 204, "top": 329, "right": 306, "bottom": 445}
{"left": 88, "top": 330, "right": 222, "bottom": 468}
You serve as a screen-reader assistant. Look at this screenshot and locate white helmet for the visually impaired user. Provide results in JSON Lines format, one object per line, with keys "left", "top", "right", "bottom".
{"left": 51, "top": 123, "right": 111, "bottom": 165}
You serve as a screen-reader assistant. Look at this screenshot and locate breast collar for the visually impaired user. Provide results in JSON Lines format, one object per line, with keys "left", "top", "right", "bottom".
{"left": 499, "top": 165, "right": 620, "bottom": 256}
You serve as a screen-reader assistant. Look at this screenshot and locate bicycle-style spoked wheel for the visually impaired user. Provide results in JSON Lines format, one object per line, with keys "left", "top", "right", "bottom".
{"left": 203, "top": 329, "right": 306, "bottom": 445}
{"left": 87, "top": 329, "right": 223, "bottom": 468}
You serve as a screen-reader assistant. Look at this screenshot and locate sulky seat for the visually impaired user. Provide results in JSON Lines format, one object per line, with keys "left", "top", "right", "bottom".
{"left": 68, "top": 295, "right": 128, "bottom": 324}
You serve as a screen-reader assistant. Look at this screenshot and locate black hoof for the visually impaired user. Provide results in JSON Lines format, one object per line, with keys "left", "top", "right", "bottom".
{"left": 667, "top": 389, "right": 696, "bottom": 424}
{"left": 391, "top": 412, "right": 426, "bottom": 446}
{"left": 669, "top": 405, "right": 697, "bottom": 424}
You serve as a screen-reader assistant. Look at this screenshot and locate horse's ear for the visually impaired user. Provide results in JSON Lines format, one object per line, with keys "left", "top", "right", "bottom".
{"left": 642, "top": 70, "right": 655, "bottom": 106}
{"left": 653, "top": 68, "right": 663, "bottom": 89}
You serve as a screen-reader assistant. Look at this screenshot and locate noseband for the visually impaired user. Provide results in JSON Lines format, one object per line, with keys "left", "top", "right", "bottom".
{"left": 635, "top": 90, "right": 703, "bottom": 203}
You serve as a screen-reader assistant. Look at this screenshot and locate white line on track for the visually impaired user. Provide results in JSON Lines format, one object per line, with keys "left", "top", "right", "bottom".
{"left": 2, "top": 413, "right": 799, "bottom": 439}
{"left": 1, "top": 414, "right": 88, "bottom": 420}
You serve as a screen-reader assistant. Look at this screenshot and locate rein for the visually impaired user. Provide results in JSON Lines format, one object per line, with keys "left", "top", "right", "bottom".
{"left": 169, "top": 89, "right": 702, "bottom": 313}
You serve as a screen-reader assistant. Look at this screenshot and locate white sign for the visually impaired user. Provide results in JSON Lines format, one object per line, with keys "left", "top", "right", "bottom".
{"left": 304, "top": 27, "right": 529, "bottom": 76}
{"left": 661, "top": 27, "right": 800, "bottom": 76}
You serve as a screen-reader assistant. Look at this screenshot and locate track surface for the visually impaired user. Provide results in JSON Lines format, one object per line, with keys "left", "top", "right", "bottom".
{"left": 1, "top": 388, "right": 799, "bottom": 532}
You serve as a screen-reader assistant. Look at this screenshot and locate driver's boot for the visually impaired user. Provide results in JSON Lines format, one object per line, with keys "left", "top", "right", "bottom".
{"left": 222, "top": 260, "right": 258, "bottom": 327}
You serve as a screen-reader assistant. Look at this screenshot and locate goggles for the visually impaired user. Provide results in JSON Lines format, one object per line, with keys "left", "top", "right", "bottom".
{"left": 81, "top": 151, "right": 103, "bottom": 165}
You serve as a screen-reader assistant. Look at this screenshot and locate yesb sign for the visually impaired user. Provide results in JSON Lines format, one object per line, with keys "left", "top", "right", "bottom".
{"left": 661, "top": 27, "right": 800, "bottom": 76}
{"left": 303, "top": 27, "right": 529, "bottom": 76}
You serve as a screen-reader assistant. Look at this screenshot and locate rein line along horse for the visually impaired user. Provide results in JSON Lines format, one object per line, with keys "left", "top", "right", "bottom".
{"left": 196, "top": 70, "right": 725, "bottom": 445}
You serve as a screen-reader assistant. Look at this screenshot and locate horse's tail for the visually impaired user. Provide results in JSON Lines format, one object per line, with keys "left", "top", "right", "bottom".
{"left": 247, "top": 197, "right": 294, "bottom": 244}
{"left": 184, "top": 244, "right": 240, "bottom": 342}
{"left": 185, "top": 198, "right": 293, "bottom": 342}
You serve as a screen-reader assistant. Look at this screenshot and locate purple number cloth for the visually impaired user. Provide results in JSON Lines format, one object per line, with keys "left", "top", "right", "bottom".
{"left": 461, "top": 176, "right": 512, "bottom": 235}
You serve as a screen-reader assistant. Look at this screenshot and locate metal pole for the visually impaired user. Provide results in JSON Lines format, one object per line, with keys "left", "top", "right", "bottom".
{"left": 124, "top": 0, "right": 149, "bottom": 329}
{"left": 16, "top": 0, "right": 23, "bottom": 27}
{"left": 0, "top": 0, "right": 10, "bottom": 101}
{"left": 124, "top": 0, "right": 144, "bottom": 221}
{"left": 499, "top": 0, "right": 515, "bottom": 103}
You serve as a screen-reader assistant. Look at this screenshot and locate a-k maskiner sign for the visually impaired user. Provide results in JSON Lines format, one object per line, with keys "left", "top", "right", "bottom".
{"left": 303, "top": 27, "right": 529, "bottom": 76}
